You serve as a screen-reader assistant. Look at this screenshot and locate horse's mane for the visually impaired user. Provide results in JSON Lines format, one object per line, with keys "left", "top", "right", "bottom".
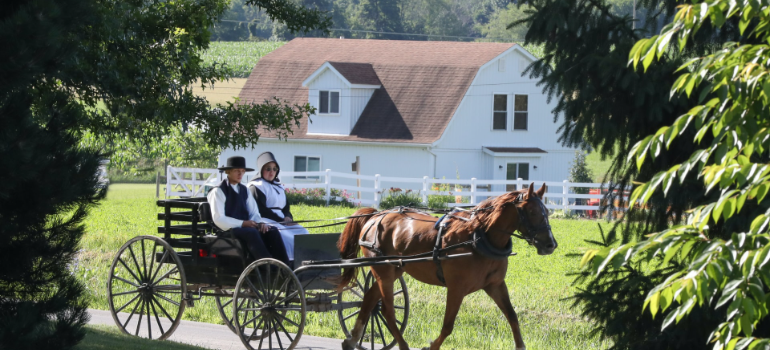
{"left": 444, "top": 190, "right": 525, "bottom": 236}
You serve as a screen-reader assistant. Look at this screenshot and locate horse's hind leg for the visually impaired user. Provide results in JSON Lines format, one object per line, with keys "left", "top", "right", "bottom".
{"left": 373, "top": 268, "right": 410, "bottom": 350}
{"left": 483, "top": 282, "right": 526, "bottom": 350}
{"left": 342, "top": 277, "right": 383, "bottom": 350}
{"left": 423, "top": 287, "right": 466, "bottom": 350}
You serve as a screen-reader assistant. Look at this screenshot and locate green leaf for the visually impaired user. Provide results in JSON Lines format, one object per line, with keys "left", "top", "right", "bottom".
{"left": 648, "top": 291, "right": 661, "bottom": 317}
{"left": 727, "top": 297, "right": 743, "bottom": 321}
{"left": 661, "top": 307, "right": 679, "bottom": 330}
{"left": 660, "top": 286, "right": 673, "bottom": 311}
{"left": 580, "top": 249, "right": 597, "bottom": 269}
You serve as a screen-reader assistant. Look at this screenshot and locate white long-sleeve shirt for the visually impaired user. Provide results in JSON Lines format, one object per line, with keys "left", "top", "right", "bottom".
{"left": 207, "top": 182, "right": 262, "bottom": 231}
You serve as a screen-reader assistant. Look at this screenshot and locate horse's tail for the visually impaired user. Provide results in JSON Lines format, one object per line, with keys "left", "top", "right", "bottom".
{"left": 337, "top": 207, "right": 377, "bottom": 291}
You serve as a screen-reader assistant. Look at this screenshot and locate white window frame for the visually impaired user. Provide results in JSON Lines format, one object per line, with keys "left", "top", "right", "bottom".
{"left": 512, "top": 94, "right": 528, "bottom": 131}
{"left": 318, "top": 90, "right": 341, "bottom": 115}
{"left": 491, "top": 93, "right": 508, "bottom": 131}
{"left": 293, "top": 155, "right": 322, "bottom": 180}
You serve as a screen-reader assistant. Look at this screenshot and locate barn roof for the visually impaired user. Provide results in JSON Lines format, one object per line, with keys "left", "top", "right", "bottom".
{"left": 239, "top": 38, "right": 516, "bottom": 144}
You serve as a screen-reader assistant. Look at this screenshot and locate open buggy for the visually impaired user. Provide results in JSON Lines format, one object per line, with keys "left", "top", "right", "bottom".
{"left": 107, "top": 197, "right": 410, "bottom": 350}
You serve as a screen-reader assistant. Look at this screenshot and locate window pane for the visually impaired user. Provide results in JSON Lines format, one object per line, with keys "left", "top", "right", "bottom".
{"left": 518, "top": 163, "right": 529, "bottom": 180}
{"left": 514, "top": 95, "right": 528, "bottom": 111}
{"left": 294, "top": 156, "right": 307, "bottom": 172}
{"left": 514, "top": 112, "right": 527, "bottom": 130}
{"left": 319, "top": 91, "right": 329, "bottom": 114}
{"left": 494, "top": 94, "right": 507, "bottom": 111}
{"left": 493, "top": 112, "right": 506, "bottom": 130}
{"left": 506, "top": 163, "right": 518, "bottom": 191}
{"left": 308, "top": 157, "right": 321, "bottom": 172}
{"left": 330, "top": 92, "right": 339, "bottom": 113}
{"left": 294, "top": 156, "right": 306, "bottom": 179}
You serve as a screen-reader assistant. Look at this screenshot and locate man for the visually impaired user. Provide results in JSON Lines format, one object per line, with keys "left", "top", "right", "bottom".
{"left": 207, "top": 156, "right": 289, "bottom": 265}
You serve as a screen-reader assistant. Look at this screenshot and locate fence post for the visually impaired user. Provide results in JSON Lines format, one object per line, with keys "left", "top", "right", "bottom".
{"left": 563, "top": 180, "right": 569, "bottom": 212}
{"left": 470, "top": 178, "right": 477, "bottom": 204}
{"left": 517, "top": 178, "right": 523, "bottom": 192}
{"left": 374, "top": 174, "right": 381, "bottom": 209}
{"left": 325, "top": 169, "right": 331, "bottom": 206}
{"left": 422, "top": 176, "right": 429, "bottom": 204}
{"left": 191, "top": 169, "right": 196, "bottom": 197}
{"left": 166, "top": 166, "right": 171, "bottom": 198}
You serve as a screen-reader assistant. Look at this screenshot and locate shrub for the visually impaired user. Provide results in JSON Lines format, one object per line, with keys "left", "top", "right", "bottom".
{"left": 284, "top": 187, "right": 356, "bottom": 208}
{"left": 379, "top": 188, "right": 423, "bottom": 210}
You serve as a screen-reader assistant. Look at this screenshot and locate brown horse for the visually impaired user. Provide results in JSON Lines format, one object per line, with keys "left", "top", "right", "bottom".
{"left": 336, "top": 183, "right": 556, "bottom": 350}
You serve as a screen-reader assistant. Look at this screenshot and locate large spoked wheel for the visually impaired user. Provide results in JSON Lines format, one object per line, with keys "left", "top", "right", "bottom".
{"left": 337, "top": 270, "right": 410, "bottom": 350}
{"left": 233, "top": 259, "right": 306, "bottom": 350}
{"left": 216, "top": 294, "right": 275, "bottom": 340}
{"left": 107, "top": 235, "right": 187, "bottom": 340}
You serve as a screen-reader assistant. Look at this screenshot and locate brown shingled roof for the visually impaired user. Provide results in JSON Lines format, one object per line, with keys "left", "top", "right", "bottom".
{"left": 239, "top": 38, "right": 516, "bottom": 144}
{"left": 328, "top": 62, "right": 381, "bottom": 86}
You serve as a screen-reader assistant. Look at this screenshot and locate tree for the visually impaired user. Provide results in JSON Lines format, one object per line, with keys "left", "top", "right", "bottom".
{"left": 515, "top": 0, "right": 758, "bottom": 348}
{"left": 347, "top": 0, "right": 404, "bottom": 38}
{"left": 569, "top": 150, "right": 593, "bottom": 205}
{"left": 585, "top": 1, "right": 770, "bottom": 348}
{"left": 477, "top": 3, "right": 532, "bottom": 42}
{"left": 0, "top": 0, "right": 329, "bottom": 348}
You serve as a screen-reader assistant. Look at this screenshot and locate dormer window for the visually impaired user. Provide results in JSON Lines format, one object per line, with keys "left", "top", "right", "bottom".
{"left": 319, "top": 90, "right": 340, "bottom": 114}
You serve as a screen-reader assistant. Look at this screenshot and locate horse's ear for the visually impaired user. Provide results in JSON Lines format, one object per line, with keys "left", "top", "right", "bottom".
{"left": 536, "top": 182, "right": 547, "bottom": 199}
{"left": 527, "top": 182, "right": 535, "bottom": 198}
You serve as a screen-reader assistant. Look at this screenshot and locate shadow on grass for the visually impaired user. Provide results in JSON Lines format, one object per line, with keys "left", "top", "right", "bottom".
{"left": 76, "top": 325, "right": 208, "bottom": 350}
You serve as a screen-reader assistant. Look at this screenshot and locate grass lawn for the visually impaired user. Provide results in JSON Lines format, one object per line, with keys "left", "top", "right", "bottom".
{"left": 76, "top": 325, "right": 207, "bottom": 350}
{"left": 79, "top": 184, "right": 613, "bottom": 349}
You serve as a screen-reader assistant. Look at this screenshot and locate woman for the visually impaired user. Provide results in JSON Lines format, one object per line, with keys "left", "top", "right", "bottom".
{"left": 247, "top": 152, "right": 309, "bottom": 266}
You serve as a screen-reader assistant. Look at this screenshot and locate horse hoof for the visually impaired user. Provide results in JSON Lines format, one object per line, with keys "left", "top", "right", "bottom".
{"left": 341, "top": 339, "right": 355, "bottom": 350}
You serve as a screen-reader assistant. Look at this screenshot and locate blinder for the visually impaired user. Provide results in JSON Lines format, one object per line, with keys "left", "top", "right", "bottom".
{"left": 510, "top": 193, "right": 552, "bottom": 246}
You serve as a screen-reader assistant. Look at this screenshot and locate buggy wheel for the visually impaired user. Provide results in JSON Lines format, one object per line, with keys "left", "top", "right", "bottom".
{"left": 233, "top": 259, "right": 305, "bottom": 350}
{"left": 107, "top": 235, "right": 187, "bottom": 340}
{"left": 216, "top": 295, "right": 275, "bottom": 340}
{"left": 337, "top": 270, "right": 410, "bottom": 350}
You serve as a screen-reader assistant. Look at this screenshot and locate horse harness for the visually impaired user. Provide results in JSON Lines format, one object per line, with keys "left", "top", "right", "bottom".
{"left": 356, "top": 195, "right": 549, "bottom": 286}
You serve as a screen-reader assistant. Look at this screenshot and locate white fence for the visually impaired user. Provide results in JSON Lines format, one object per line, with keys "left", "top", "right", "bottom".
{"left": 165, "top": 166, "right": 628, "bottom": 212}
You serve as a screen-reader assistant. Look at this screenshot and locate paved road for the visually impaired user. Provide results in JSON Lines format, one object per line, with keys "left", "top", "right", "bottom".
{"left": 88, "top": 309, "right": 347, "bottom": 350}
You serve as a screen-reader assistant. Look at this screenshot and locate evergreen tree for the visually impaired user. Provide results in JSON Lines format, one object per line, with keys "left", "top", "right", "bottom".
{"left": 0, "top": 0, "right": 328, "bottom": 348}
{"left": 516, "top": 0, "right": 765, "bottom": 348}
{"left": 569, "top": 150, "right": 593, "bottom": 206}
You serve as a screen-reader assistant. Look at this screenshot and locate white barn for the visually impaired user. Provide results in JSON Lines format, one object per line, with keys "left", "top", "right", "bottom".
{"left": 221, "top": 38, "right": 574, "bottom": 192}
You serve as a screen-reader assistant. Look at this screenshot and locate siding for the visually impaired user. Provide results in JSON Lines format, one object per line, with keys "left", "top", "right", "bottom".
{"left": 434, "top": 48, "right": 574, "bottom": 183}
{"left": 306, "top": 70, "right": 351, "bottom": 135}
{"left": 350, "top": 88, "right": 376, "bottom": 130}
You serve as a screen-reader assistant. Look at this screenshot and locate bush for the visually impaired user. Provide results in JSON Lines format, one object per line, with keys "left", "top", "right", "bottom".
{"left": 284, "top": 187, "right": 356, "bottom": 208}
{"left": 379, "top": 188, "right": 423, "bottom": 210}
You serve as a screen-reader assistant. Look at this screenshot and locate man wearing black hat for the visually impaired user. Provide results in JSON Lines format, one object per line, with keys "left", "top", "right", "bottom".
{"left": 206, "top": 156, "right": 289, "bottom": 265}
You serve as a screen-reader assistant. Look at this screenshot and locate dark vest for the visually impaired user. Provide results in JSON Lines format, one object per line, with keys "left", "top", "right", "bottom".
{"left": 219, "top": 179, "right": 249, "bottom": 221}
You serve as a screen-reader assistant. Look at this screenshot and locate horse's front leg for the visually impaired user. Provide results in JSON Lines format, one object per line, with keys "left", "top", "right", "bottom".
{"left": 341, "top": 278, "right": 383, "bottom": 350}
{"left": 483, "top": 282, "right": 526, "bottom": 350}
{"left": 422, "top": 288, "right": 466, "bottom": 350}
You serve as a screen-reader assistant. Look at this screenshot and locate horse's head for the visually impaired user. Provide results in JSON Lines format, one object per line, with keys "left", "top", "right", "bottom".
{"left": 515, "top": 183, "right": 557, "bottom": 255}
{"left": 479, "top": 182, "right": 557, "bottom": 255}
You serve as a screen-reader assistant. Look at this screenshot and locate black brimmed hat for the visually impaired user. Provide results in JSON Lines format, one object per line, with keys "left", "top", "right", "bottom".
{"left": 218, "top": 156, "right": 254, "bottom": 171}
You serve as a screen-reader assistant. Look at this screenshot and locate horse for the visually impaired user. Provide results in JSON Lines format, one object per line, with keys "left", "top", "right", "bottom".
{"left": 336, "top": 182, "right": 556, "bottom": 350}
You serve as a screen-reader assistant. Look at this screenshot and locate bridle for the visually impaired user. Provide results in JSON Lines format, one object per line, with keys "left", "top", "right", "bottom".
{"left": 482, "top": 192, "right": 552, "bottom": 246}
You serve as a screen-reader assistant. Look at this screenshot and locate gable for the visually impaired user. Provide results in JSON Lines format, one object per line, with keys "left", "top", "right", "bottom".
{"left": 239, "top": 38, "right": 518, "bottom": 144}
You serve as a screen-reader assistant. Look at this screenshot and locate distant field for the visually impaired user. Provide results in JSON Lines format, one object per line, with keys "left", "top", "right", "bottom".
{"left": 80, "top": 184, "right": 612, "bottom": 350}
{"left": 191, "top": 78, "right": 249, "bottom": 105}
{"left": 201, "top": 41, "right": 285, "bottom": 78}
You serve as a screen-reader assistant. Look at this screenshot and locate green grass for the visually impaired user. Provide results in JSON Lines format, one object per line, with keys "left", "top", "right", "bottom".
{"left": 585, "top": 150, "right": 614, "bottom": 183}
{"left": 76, "top": 325, "right": 207, "bottom": 350}
{"left": 201, "top": 41, "right": 285, "bottom": 78}
{"left": 80, "top": 184, "right": 613, "bottom": 349}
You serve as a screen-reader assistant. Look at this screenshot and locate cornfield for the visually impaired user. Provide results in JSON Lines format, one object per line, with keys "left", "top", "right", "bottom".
{"left": 201, "top": 41, "right": 286, "bottom": 78}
